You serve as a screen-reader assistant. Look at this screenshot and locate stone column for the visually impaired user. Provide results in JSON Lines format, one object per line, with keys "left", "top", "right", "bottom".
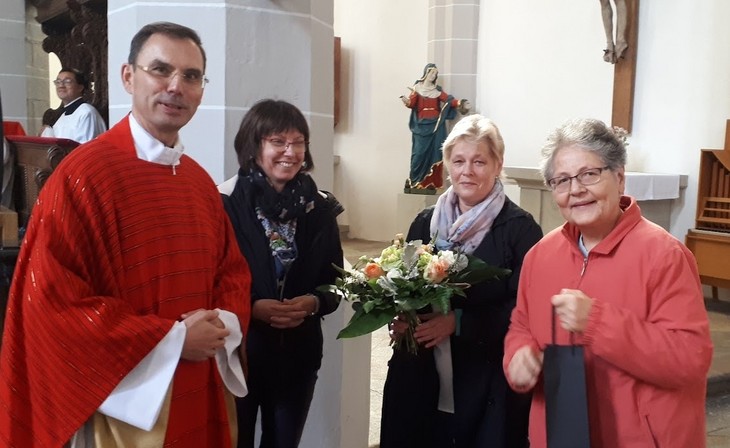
{"left": 0, "top": 0, "right": 29, "bottom": 131}
{"left": 107, "top": 2, "right": 342, "bottom": 447}
{"left": 107, "top": 0, "right": 334, "bottom": 189}
{"left": 25, "top": 5, "right": 50, "bottom": 135}
{"left": 428, "top": 0, "right": 479, "bottom": 112}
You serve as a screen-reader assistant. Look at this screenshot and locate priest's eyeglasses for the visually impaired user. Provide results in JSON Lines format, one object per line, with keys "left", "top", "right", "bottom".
{"left": 53, "top": 79, "right": 76, "bottom": 86}
{"left": 547, "top": 166, "right": 610, "bottom": 193}
{"left": 264, "top": 138, "right": 308, "bottom": 154}
{"left": 135, "top": 63, "right": 209, "bottom": 89}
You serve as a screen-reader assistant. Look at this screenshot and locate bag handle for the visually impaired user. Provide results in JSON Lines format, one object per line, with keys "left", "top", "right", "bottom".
{"left": 551, "top": 305, "right": 575, "bottom": 346}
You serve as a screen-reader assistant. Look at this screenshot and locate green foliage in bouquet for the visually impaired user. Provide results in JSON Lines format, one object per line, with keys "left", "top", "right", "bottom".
{"left": 317, "top": 234, "right": 511, "bottom": 353}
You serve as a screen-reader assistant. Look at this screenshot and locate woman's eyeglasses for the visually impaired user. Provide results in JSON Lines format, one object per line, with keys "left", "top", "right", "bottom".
{"left": 547, "top": 166, "right": 610, "bottom": 193}
{"left": 264, "top": 138, "right": 308, "bottom": 154}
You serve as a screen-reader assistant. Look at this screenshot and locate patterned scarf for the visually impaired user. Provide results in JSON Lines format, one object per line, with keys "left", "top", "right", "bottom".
{"left": 240, "top": 166, "right": 317, "bottom": 278}
{"left": 429, "top": 179, "right": 506, "bottom": 254}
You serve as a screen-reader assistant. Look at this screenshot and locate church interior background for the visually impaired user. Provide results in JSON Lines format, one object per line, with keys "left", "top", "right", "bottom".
{"left": 1, "top": 0, "right": 730, "bottom": 447}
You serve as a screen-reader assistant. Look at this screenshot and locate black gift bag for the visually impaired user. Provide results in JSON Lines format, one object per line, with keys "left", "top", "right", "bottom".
{"left": 543, "top": 307, "right": 591, "bottom": 448}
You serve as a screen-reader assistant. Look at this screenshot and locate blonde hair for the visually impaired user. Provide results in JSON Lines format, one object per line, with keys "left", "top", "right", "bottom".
{"left": 442, "top": 114, "right": 505, "bottom": 175}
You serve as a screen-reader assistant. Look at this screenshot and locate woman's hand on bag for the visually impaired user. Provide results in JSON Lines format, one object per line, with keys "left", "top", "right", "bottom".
{"left": 508, "top": 345, "right": 544, "bottom": 391}
{"left": 414, "top": 311, "right": 456, "bottom": 348}
{"left": 551, "top": 288, "right": 593, "bottom": 333}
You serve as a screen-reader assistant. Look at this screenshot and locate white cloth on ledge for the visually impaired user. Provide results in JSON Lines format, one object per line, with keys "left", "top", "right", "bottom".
{"left": 624, "top": 172, "right": 681, "bottom": 200}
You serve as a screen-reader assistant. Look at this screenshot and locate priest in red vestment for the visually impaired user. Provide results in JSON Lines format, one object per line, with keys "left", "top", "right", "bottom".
{"left": 0, "top": 22, "right": 251, "bottom": 448}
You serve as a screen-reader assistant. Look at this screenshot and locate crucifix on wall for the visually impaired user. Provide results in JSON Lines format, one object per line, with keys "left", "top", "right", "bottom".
{"left": 599, "top": 0, "right": 639, "bottom": 133}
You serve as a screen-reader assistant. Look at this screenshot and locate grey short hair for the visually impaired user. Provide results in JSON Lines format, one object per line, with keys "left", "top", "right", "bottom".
{"left": 539, "top": 118, "right": 627, "bottom": 183}
{"left": 442, "top": 114, "right": 505, "bottom": 175}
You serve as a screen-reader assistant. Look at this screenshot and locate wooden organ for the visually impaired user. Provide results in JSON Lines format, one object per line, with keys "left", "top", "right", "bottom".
{"left": 685, "top": 120, "right": 730, "bottom": 300}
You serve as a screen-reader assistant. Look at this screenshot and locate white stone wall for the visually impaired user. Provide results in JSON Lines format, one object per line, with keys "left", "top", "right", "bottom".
{"left": 476, "top": 0, "right": 730, "bottom": 241}
{"left": 335, "top": 0, "right": 730, "bottom": 244}
{"left": 333, "top": 0, "right": 430, "bottom": 241}
{"left": 0, "top": 0, "right": 29, "bottom": 129}
{"left": 25, "top": 4, "right": 48, "bottom": 135}
{"left": 428, "top": 0, "right": 479, "bottom": 115}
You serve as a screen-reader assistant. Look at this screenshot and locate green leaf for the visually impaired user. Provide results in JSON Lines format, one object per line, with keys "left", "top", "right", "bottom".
{"left": 362, "top": 300, "right": 377, "bottom": 313}
{"left": 316, "top": 284, "right": 339, "bottom": 294}
{"left": 337, "top": 307, "right": 397, "bottom": 339}
{"left": 331, "top": 263, "right": 352, "bottom": 276}
{"left": 450, "top": 256, "right": 511, "bottom": 284}
{"left": 402, "top": 242, "right": 419, "bottom": 270}
{"left": 429, "top": 287, "right": 453, "bottom": 313}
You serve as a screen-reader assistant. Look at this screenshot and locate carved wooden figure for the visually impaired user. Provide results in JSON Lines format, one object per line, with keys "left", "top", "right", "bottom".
{"left": 599, "top": 0, "right": 628, "bottom": 64}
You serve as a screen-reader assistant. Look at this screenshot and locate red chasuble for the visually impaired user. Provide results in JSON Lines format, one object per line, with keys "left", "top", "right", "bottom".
{"left": 0, "top": 117, "right": 251, "bottom": 447}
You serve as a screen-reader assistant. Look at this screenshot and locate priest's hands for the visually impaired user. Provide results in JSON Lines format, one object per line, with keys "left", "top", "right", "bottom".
{"left": 180, "top": 309, "right": 230, "bottom": 362}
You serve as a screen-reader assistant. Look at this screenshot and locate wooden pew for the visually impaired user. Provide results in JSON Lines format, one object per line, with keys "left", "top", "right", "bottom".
{"left": 5, "top": 136, "right": 79, "bottom": 228}
{"left": 1, "top": 136, "right": 78, "bottom": 339}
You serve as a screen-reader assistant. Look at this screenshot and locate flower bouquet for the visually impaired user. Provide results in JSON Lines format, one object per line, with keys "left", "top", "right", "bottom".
{"left": 318, "top": 234, "right": 511, "bottom": 354}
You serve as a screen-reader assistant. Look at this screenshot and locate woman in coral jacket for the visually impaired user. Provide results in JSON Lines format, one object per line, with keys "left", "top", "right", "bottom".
{"left": 503, "top": 118, "right": 713, "bottom": 448}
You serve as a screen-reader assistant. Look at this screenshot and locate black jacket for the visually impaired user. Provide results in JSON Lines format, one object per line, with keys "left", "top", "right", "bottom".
{"left": 222, "top": 177, "right": 343, "bottom": 372}
{"left": 380, "top": 197, "right": 542, "bottom": 448}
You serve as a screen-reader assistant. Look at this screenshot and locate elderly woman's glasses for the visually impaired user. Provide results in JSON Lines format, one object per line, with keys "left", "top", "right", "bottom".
{"left": 264, "top": 137, "right": 308, "bottom": 154}
{"left": 135, "top": 63, "right": 209, "bottom": 89}
{"left": 547, "top": 166, "right": 610, "bottom": 192}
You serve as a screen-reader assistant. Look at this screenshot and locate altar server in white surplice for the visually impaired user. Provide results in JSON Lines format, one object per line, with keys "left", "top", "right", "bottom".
{"left": 41, "top": 68, "right": 106, "bottom": 143}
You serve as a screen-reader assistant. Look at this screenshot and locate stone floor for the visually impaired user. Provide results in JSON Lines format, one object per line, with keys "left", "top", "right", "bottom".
{"left": 339, "top": 238, "right": 391, "bottom": 447}
{"left": 340, "top": 238, "right": 730, "bottom": 448}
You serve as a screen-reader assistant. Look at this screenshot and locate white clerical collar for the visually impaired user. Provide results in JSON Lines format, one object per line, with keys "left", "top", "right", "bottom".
{"left": 128, "top": 113, "right": 184, "bottom": 167}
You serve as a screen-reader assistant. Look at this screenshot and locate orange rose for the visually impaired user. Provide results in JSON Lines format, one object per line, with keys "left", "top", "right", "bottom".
{"left": 363, "top": 262, "right": 386, "bottom": 279}
{"left": 424, "top": 259, "right": 449, "bottom": 284}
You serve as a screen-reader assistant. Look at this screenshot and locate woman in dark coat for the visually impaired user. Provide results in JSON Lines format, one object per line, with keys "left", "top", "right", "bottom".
{"left": 220, "top": 99, "right": 343, "bottom": 448}
{"left": 380, "top": 114, "right": 542, "bottom": 448}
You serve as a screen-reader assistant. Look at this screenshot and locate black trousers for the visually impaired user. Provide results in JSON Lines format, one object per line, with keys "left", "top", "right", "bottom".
{"left": 236, "top": 365, "right": 318, "bottom": 448}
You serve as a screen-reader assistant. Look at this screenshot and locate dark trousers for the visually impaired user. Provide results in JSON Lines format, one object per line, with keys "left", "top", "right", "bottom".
{"left": 236, "top": 366, "right": 318, "bottom": 448}
{"left": 380, "top": 348, "right": 440, "bottom": 448}
{"left": 434, "top": 410, "right": 456, "bottom": 448}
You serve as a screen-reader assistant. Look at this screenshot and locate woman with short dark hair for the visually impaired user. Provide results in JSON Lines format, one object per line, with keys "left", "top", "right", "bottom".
{"left": 220, "top": 99, "right": 343, "bottom": 448}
